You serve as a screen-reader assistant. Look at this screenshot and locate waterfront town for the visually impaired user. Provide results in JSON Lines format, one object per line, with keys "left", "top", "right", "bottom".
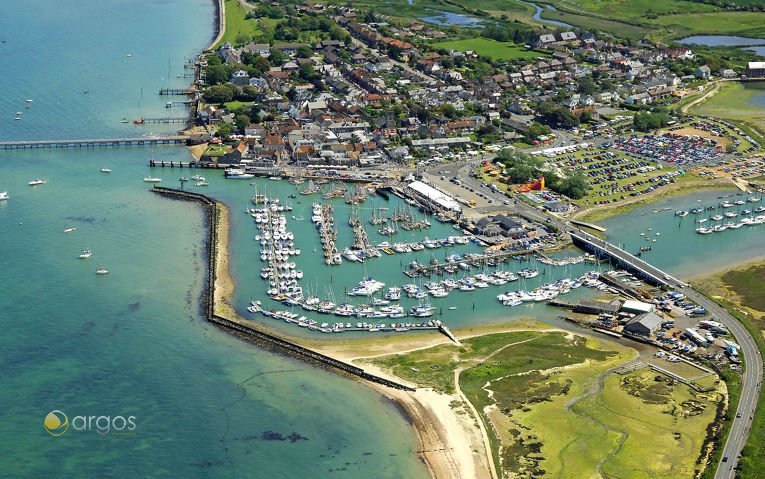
{"left": 125, "top": 3, "right": 765, "bottom": 477}
{"left": 3, "top": 1, "right": 764, "bottom": 479}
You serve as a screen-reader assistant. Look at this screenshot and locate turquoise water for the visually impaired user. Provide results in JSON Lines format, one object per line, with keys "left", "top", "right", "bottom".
{"left": 0, "top": 1, "right": 427, "bottom": 477}
{"left": 601, "top": 188, "right": 765, "bottom": 279}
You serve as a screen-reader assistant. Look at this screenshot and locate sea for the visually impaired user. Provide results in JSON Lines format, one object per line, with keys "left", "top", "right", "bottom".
{"left": 3, "top": 1, "right": 765, "bottom": 477}
{"left": 0, "top": 1, "right": 426, "bottom": 477}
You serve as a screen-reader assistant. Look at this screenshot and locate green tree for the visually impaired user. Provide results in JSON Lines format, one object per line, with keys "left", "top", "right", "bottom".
{"left": 235, "top": 33, "right": 251, "bottom": 46}
{"left": 205, "top": 64, "right": 230, "bottom": 85}
{"left": 298, "top": 62, "right": 317, "bottom": 81}
{"left": 204, "top": 84, "right": 235, "bottom": 103}
{"left": 296, "top": 45, "right": 313, "bottom": 58}
{"left": 269, "top": 49, "right": 286, "bottom": 66}
{"left": 234, "top": 114, "right": 251, "bottom": 131}
{"left": 217, "top": 122, "right": 233, "bottom": 140}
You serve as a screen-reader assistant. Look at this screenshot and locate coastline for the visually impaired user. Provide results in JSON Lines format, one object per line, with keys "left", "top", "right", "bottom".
{"left": 209, "top": 197, "right": 497, "bottom": 479}
{"left": 207, "top": 0, "right": 226, "bottom": 51}
{"left": 571, "top": 178, "right": 734, "bottom": 224}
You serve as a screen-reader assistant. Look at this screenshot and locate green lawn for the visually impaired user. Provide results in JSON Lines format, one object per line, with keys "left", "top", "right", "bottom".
{"left": 432, "top": 38, "right": 543, "bottom": 60}
{"left": 575, "top": 370, "right": 723, "bottom": 478}
{"left": 214, "top": 0, "right": 262, "bottom": 49}
{"left": 690, "top": 82, "right": 765, "bottom": 146}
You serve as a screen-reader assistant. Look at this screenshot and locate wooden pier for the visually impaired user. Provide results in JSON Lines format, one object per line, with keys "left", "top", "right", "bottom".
{"left": 140, "top": 117, "right": 188, "bottom": 124}
{"left": 0, "top": 136, "right": 189, "bottom": 150}
{"left": 159, "top": 88, "right": 195, "bottom": 96}
{"left": 406, "top": 248, "right": 535, "bottom": 277}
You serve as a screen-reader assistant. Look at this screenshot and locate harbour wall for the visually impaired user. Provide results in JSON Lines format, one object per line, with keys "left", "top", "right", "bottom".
{"left": 150, "top": 186, "right": 415, "bottom": 391}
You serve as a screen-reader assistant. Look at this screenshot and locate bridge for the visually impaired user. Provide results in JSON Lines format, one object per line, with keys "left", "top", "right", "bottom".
{"left": 568, "top": 229, "right": 686, "bottom": 288}
{"left": 0, "top": 135, "right": 190, "bottom": 150}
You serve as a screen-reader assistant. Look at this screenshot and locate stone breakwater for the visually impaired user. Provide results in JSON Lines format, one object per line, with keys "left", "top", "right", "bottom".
{"left": 150, "top": 186, "right": 415, "bottom": 391}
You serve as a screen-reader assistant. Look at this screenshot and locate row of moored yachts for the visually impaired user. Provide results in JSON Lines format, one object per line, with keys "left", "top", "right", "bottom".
{"left": 496, "top": 271, "right": 609, "bottom": 306}
{"left": 696, "top": 213, "right": 765, "bottom": 234}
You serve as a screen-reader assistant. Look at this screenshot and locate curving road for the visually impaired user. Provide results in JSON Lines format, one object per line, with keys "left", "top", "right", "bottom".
{"left": 426, "top": 159, "right": 762, "bottom": 476}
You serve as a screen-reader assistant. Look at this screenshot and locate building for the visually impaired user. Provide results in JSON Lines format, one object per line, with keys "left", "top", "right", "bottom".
{"left": 623, "top": 311, "right": 663, "bottom": 337}
{"left": 406, "top": 181, "right": 462, "bottom": 213}
{"left": 475, "top": 214, "right": 525, "bottom": 238}
{"left": 621, "top": 300, "right": 654, "bottom": 315}
{"left": 695, "top": 65, "right": 711, "bottom": 79}
{"left": 746, "top": 62, "right": 765, "bottom": 78}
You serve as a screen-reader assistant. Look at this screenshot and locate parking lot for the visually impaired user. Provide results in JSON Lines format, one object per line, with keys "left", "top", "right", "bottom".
{"left": 541, "top": 147, "right": 682, "bottom": 206}
{"left": 610, "top": 133, "right": 726, "bottom": 168}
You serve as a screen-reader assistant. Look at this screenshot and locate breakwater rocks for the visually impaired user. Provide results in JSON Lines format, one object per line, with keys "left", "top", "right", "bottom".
{"left": 151, "top": 186, "right": 415, "bottom": 391}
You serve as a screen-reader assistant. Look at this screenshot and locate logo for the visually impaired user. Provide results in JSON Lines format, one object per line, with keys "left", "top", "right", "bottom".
{"left": 44, "top": 410, "right": 69, "bottom": 436}
{"left": 44, "top": 410, "right": 136, "bottom": 436}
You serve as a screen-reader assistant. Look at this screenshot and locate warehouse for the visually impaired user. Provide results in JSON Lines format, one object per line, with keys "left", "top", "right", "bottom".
{"left": 406, "top": 181, "right": 462, "bottom": 213}
{"left": 623, "top": 312, "right": 663, "bottom": 337}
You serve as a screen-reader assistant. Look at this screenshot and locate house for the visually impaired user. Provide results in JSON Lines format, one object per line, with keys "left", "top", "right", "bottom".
{"left": 719, "top": 68, "right": 737, "bottom": 79}
{"left": 560, "top": 31, "right": 577, "bottom": 42}
{"left": 243, "top": 42, "right": 271, "bottom": 57}
{"left": 273, "top": 43, "right": 308, "bottom": 56}
{"left": 475, "top": 214, "right": 525, "bottom": 238}
{"left": 230, "top": 70, "right": 250, "bottom": 86}
{"left": 695, "top": 65, "right": 711, "bottom": 79}
{"left": 746, "top": 62, "right": 765, "bottom": 78}
{"left": 536, "top": 34, "right": 556, "bottom": 48}
{"left": 626, "top": 92, "right": 650, "bottom": 105}
{"left": 623, "top": 312, "right": 663, "bottom": 337}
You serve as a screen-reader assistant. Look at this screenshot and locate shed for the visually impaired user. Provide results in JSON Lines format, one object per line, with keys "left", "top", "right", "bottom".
{"left": 623, "top": 312, "right": 663, "bottom": 337}
{"left": 621, "top": 300, "right": 654, "bottom": 314}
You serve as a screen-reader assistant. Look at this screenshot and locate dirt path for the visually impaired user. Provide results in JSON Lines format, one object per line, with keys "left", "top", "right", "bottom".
{"left": 451, "top": 336, "right": 543, "bottom": 479}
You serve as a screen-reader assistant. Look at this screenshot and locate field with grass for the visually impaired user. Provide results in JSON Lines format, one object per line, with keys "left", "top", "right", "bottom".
{"left": 214, "top": 0, "right": 261, "bottom": 49}
{"left": 374, "top": 330, "right": 654, "bottom": 477}
{"left": 694, "top": 264, "right": 765, "bottom": 479}
{"left": 690, "top": 82, "right": 765, "bottom": 146}
{"left": 432, "top": 37, "right": 543, "bottom": 60}
{"left": 575, "top": 369, "right": 724, "bottom": 478}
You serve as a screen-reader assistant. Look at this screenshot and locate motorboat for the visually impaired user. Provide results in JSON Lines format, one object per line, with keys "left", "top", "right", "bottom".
{"left": 195, "top": 181, "right": 209, "bottom": 186}
{"left": 191, "top": 175, "right": 205, "bottom": 181}
{"left": 64, "top": 227, "right": 76, "bottom": 233}
{"left": 674, "top": 210, "right": 688, "bottom": 217}
{"left": 28, "top": 179, "right": 46, "bottom": 186}
{"left": 143, "top": 177, "right": 162, "bottom": 183}
{"left": 79, "top": 249, "right": 92, "bottom": 259}
{"left": 224, "top": 168, "right": 254, "bottom": 179}
{"left": 0, "top": 191, "right": 8, "bottom": 201}
{"left": 96, "top": 268, "right": 109, "bottom": 275}
{"left": 100, "top": 168, "right": 112, "bottom": 173}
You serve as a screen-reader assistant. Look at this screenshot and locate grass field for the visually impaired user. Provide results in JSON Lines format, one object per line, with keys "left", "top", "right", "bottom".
{"left": 432, "top": 38, "right": 543, "bottom": 60}
{"left": 694, "top": 266, "right": 765, "bottom": 479}
{"left": 690, "top": 82, "right": 765, "bottom": 146}
{"left": 374, "top": 330, "right": 645, "bottom": 477}
{"left": 575, "top": 369, "right": 723, "bottom": 478}
{"left": 214, "top": 0, "right": 261, "bottom": 49}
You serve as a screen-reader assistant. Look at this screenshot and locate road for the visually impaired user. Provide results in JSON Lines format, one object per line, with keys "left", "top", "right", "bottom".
{"left": 426, "top": 158, "right": 761, "bottom": 475}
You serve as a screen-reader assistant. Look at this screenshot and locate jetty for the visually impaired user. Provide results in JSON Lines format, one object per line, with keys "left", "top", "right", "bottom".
{"left": 0, "top": 135, "right": 189, "bottom": 150}
{"left": 150, "top": 186, "right": 415, "bottom": 392}
{"left": 158, "top": 88, "right": 196, "bottom": 96}
{"left": 406, "top": 248, "right": 535, "bottom": 277}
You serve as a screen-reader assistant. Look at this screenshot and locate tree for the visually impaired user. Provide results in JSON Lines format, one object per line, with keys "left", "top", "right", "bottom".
{"left": 217, "top": 122, "right": 233, "bottom": 140}
{"left": 298, "top": 62, "right": 317, "bottom": 81}
{"left": 439, "top": 104, "right": 457, "bottom": 119}
{"left": 577, "top": 76, "right": 596, "bottom": 95}
{"left": 205, "top": 64, "right": 230, "bottom": 85}
{"left": 556, "top": 173, "right": 588, "bottom": 199}
{"left": 269, "top": 49, "right": 286, "bottom": 66}
{"left": 234, "top": 114, "right": 251, "bottom": 131}
{"left": 296, "top": 45, "right": 313, "bottom": 58}
{"left": 285, "top": 87, "right": 297, "bottom": 101}
{"left": 204, "top": 84, "right": 234, "bottom": 103}
{"left": 238, "top": 86, "right": 261, "bottom": 101}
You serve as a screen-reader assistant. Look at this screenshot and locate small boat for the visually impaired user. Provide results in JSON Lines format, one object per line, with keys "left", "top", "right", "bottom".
{"left": 64, "top": 227, "right": 76, "bottom": 233}
{"left": 79, "top": 249, "right": 92, "bottom": 259}
{"left": 100, "top": 168, "right": 112, "bottom": 173}
{"left": 178, "top": 177, "right": 189, "bottom": 182}
{"left": 120, "top": 118, "right": 129, "bottom": 123}
{"left": 224, "top": 168, "right": 254, "bottom": 179}
{"left": 96, "top": 267, "right": 109, "bottom": 275}
{"left": 28, "top": 179, "right": 46, "bottom": 186}
{"left": 143, "top": 177, "right": 162, "bottom": 183}
{"left": 133, "top": 117, "right": 144, "bottom": 124}
{"left": 0, "top": 191, "right": 8, "bottom": 201}
{"left": 448, "top": 306, "right": 457, "bottom": 310}
{"left": 191, "top": 175, "right": 205, "bottom": 181}
{"left": 195, "top": 181, "right": 209, "bottom": 186}
{"left": 126, "top": 53, "right": 133, "bottom": 57}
